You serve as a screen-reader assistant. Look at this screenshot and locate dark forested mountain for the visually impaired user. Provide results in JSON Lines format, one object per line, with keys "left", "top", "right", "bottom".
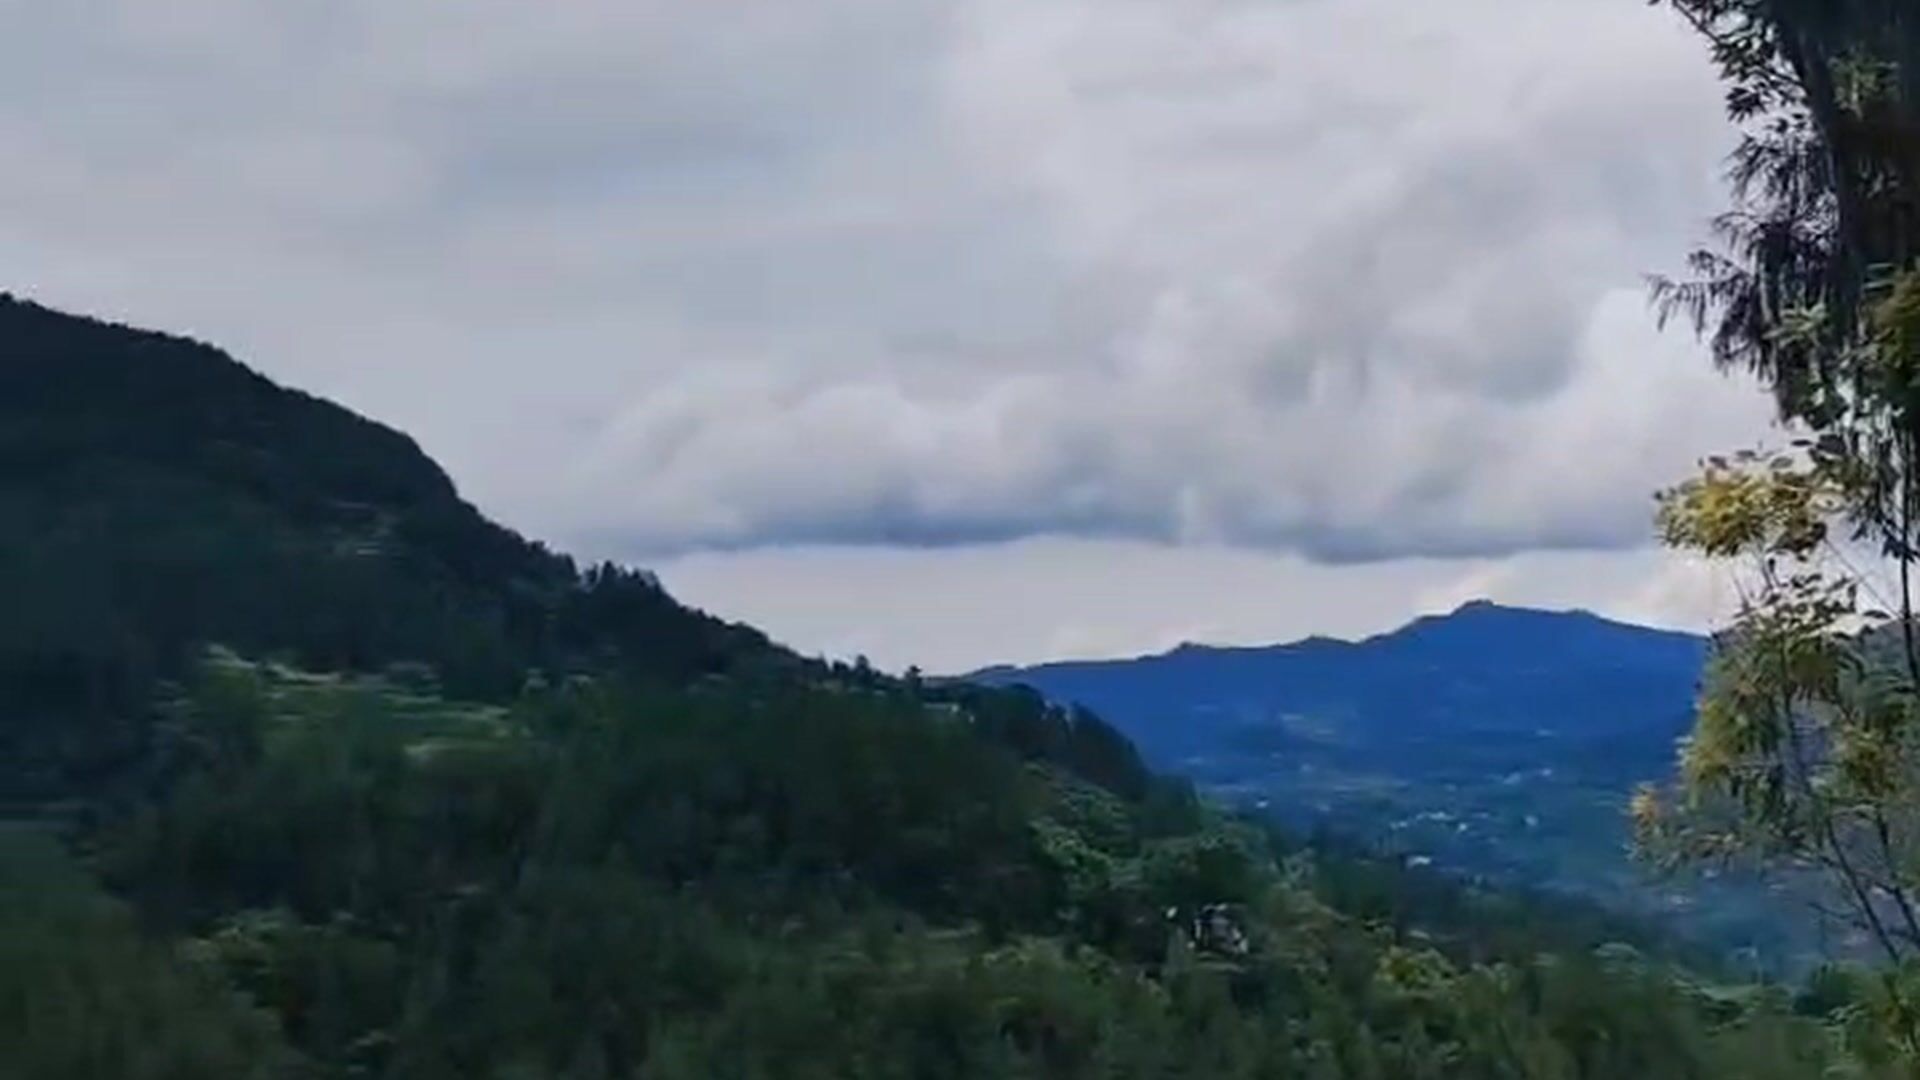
{"left": 0, "top": 292, "right": 785, "bottom": 687}
{"left": 0, "top": 293, "right": 1158, "bottom": 802}
{"left": 0, "top": 293, "right": 797, "bottom": 801}
{"left": 0, "top": 297, "right": 1879, "bottom": 1076}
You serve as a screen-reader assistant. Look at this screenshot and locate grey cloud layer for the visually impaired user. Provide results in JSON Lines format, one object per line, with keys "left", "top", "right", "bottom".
{"left": 1, "top": 0, "right": 1773, "bottom": 562}
{"left": 656, "top": 538, "right": 1745, "bottom": 673}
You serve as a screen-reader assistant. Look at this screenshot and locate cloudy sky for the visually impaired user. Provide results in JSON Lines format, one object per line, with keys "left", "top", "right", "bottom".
{"left": 2, "top": 0, "right": 1781, "bottom": 671}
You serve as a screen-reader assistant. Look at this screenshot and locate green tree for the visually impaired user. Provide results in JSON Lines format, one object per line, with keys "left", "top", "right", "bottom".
{"left": 0, "top": 830, "right": 291, "bottom": 1079}
{"left": 1641, "top": 0, "right": 1920, "bottom": 1063}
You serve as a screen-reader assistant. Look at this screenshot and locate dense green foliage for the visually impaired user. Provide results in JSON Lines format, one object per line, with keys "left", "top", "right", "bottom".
{"left": 0, "top": 295, "right": 1898, "bottom": 1076}
{"left": 6, "top": 653, "right": 1861, "bottom": 1078}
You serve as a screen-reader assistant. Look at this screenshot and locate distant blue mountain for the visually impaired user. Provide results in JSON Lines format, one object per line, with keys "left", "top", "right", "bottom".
{"left": 969, "top": 602, "right": 1836, "bottom": 968}
{"left": 970, "top": 600, "right": 1708, "bottom": 766}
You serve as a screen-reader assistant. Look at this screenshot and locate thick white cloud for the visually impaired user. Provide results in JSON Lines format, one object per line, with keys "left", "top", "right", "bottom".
{"left": 559, "top": 0, "right": 1776, "bottom": 561}
{"left": 0, "top": 1, "right": 1781, "bottom": 659}
{"left": 0, "top": 0, "right": 1769, "bottom": 560}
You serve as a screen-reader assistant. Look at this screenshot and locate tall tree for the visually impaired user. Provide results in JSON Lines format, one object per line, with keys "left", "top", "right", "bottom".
{"left": 1640, "top": 0, "right": 1920, "bottom": 1051}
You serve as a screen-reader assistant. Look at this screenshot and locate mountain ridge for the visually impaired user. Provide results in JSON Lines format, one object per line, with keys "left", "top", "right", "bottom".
{"left": 969, "top": 600, "right": 1707, "bottom": 761}
{"left": 971, "top": 599, "right": 1703, "bottom": 679}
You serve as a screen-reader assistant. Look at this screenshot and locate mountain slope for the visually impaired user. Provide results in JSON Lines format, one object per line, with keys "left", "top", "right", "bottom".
{"left": 0, "top": 294, "right": 1162, "bottom": 808}
{"left": 0, "top": 295, "right": 794, "bottom": 798}
{"left": 0, "top": 294, "right": 781, "bottom": 675}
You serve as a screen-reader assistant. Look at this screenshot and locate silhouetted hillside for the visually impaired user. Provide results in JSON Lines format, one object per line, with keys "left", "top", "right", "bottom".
{"left": 0, "top": 296, "right": 782, "bottom": 799}
{"left": 0, "top": 295, "right": 1161, "bottom": 807}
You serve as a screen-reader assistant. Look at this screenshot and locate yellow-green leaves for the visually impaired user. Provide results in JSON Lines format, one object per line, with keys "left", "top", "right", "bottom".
{"left": 1657, "top": 450, "right": 1839, "bottom": 559}
{"left": 1645, "top": 438, "right": 1920, "bottom": 976}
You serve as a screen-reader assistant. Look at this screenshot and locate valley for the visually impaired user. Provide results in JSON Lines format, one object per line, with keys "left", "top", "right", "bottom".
{"left": 974, "top": 602, "right": 1850, "bottom": 973}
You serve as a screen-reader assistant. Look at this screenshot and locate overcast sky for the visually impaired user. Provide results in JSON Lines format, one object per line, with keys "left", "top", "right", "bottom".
{"left": 2, "top": 0, "right": 1780, "bottom": 671}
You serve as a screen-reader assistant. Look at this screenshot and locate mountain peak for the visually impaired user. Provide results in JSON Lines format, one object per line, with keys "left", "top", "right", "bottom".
{"left": 1440, "top": 598, "right": 1591, "bottom": 621}
{"left": 1377, "top": 599, "right": 1675, "bottom": 653}
{"left": 973, "top": 598, "right": 1707, "bottom": 760}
